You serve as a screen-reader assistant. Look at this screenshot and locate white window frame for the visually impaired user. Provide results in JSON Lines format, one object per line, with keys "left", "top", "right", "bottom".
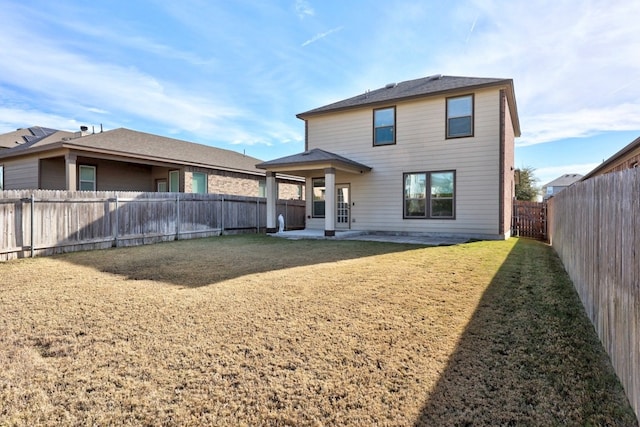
{"left": 78, "top": 165, "right": 96, "bottom": 191}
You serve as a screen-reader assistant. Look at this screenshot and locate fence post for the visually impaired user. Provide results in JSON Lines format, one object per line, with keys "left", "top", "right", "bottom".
{"left": 113, "top": 196, "right": 119, "bottom": 247}
{"left": 176, "top": 194, "right": 180, "bottom": 240}
{"left": 30, "top": 194, "right": 35, "bottom": 258}
{"left": 256, "top": 198, "right": 260, "bottom": 233}
{"left": 221, "top": 197, "right": 225, "bottom": 234}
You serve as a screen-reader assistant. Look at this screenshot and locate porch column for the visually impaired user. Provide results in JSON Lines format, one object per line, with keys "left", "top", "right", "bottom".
{"left": 265, "top": 171, "right": 277, "bottom": 233}
{"left": 65, "top": 153, "right": 77, "bottom": 191}
{"left": 324, "top": 167, "right": 336, "bottom": 236}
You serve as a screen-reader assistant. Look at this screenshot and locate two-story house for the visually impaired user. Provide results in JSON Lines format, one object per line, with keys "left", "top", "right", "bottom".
{"left": 258, "top": 74, "right": 520, "bottom": 239}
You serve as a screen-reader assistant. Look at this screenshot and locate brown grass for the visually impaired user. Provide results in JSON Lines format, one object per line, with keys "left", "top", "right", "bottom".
{"left": 0, "top": 235, "right": 636, "bottom": 426}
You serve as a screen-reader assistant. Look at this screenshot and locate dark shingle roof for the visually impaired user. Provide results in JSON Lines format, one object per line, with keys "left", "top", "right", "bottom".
{"left": 543, "top": 174, "right": 584, "bottom": 188}
{"left": 297, "top": 75, "right": 513, "bottom": 117}
{"left": 0, "top": 126, "right": 68, "bottom": 149}
{"left": 256, "top": 148, "right": 371, "bottom": 172}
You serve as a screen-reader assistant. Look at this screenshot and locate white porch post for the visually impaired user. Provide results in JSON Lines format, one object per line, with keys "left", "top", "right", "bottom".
{"left": 265, "top": 171, "right": 277, "bottom": 233}
{"left": 324, "top": 167, "right": 336, "bottom": 236}
{"left": 65, "top": 153, "right": 77, "bottom": 191}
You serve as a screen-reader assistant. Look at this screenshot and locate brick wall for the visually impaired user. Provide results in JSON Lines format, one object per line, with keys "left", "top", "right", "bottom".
{"left": 184, "top": 167, "right": 304, "bottom": 199}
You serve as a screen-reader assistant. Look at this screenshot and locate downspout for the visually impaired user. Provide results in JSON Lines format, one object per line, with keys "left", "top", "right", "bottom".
{"left": 498, "top": 89, "right": 506, "bottom": 237}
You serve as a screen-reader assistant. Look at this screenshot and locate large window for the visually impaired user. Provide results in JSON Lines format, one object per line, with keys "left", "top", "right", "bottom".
{"left": 312, "top": 178, "right": 325, "bottom": 217}
{"left": 79, "top": 165, "right": 96, "bottom": 191}
{"left": 373, "top": 106, "right": 395, "bottom": 146}
{"left": 169, "top": 170, "right": 180, "bottom": 192}
{"left": 191, "top": 172, "right": 207, "bottom": 194}
{"left": 404, "top": 171, "right": 455, "bottom": 219}
{"left": 446, "top": 95, "right": 473, "bottom": 138}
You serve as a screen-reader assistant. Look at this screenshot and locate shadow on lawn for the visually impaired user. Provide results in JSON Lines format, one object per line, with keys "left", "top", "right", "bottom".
{"left": 58, "top": 234, "right": 420, "bottom": 288}
{"left": 414, "top": 239, "right": 637, "bottom": 426}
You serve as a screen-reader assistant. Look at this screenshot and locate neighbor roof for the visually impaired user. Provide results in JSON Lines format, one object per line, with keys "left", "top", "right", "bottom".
{"left": 0, "top": 127, "right": 266, "bottom": 176}
{"left": 0, "top": 126, "right": 71, "bottom": 150}
{"left": 543, "top": 174, "right": 584, "bottom": 188}
{"left": 297, "top": 74, "right": 520, "bottom": 136}
{"left": 581, "top": 136, "right": 640, "bottom": 180}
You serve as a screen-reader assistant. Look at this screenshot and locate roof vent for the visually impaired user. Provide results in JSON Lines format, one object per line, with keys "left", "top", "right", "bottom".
{"left": 385, "top": 83, "right": 397, "bottom": 89}
{"left": 425, "top": 74, "right": 442, "bottom": 82}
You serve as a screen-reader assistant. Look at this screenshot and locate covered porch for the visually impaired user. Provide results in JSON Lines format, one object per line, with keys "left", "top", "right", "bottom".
{"left": 256, "top": 148, "right": 372, "bottom": 236}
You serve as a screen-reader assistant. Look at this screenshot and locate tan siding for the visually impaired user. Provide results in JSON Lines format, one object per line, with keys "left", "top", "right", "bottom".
{"left": 306, "top": 88, "right": 506, "bottom": 237}
{"left": 3, "top": 157, "right": 39, "bottom": 190}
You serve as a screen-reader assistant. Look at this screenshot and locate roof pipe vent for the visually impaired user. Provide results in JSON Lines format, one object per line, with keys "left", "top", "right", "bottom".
{"left": 385, "top": 82, "right": 396, "bottom": 89}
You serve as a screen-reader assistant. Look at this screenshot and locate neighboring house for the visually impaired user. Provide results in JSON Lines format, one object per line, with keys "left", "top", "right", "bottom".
{"left": 582, "top": 135, "right": 640, "bottom": 180}
{"left": 0, "top": 126, "right": 303, "bottom": 198}
{"left": 0, "top": 126, "right": 69, "bottom": 151}
{"left": 542, "top": 174, "right": 583, "bottom": 200}
{"left": 258, "top": 74, "right": 520, "bottom": 239}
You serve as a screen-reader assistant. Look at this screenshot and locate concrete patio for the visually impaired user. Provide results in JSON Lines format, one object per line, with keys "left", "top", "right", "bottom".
{"left": 270, "top": 229, "right": 470, "bottom": 246}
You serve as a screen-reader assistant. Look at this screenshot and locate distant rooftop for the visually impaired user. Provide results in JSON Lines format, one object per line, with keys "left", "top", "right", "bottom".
{"left": 543, "top": 174, "right": 584, "bottom": 188}
{"left": 0, "top": 126, "right": 65, "bottom": 149}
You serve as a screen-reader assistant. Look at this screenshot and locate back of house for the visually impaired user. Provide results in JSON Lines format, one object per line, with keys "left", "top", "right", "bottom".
{"left": 259, "top": 74, "right": 520, "bottom": 240}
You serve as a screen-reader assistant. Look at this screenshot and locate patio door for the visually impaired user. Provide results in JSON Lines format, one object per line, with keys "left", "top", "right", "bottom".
{"left": 336, "top": 184, "right": 350, "bottom": 230}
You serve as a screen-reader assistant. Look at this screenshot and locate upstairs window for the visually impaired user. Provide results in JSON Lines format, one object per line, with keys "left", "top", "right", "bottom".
{"left": 79, "top": 165, "right": 96, "bottom": 191}
{"left": 373, "top": 107, "right": 395, "bottom": 146}
{"left": 446, "top": 95, "right": 473, "bottom": 138}
{"left": 404, "top": 171, "right": 455, "bottom": 219}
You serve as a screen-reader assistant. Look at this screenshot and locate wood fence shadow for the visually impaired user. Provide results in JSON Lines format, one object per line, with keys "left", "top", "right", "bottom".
{"left": 414, "top": 239, "right": 637, "bottom": 426}
{"left": 59, "top": 234, "right": 419, "bottom": 288}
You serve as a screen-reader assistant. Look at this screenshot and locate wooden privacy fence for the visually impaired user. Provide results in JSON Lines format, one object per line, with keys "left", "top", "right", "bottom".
{"left": 547, "top": 168, "right": 640, "bottom": 421}
{"left": 0, "top": 190, "right": 305, "bottom": 261}
{"left": 512, "top": 200, "right": 547, "bottom": 240}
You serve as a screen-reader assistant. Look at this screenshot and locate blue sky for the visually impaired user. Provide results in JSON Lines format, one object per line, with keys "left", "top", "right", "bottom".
{"left": 1, "top": 0, "right": 639, "bottom": 186}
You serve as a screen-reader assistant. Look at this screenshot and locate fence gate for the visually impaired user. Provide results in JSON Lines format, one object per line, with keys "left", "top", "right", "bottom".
{"left": 512, "top": 200, "right": 547, "bottom": 240}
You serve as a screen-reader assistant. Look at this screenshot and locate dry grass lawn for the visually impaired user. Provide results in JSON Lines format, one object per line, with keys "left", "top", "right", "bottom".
{"left": 0, "top": 235, "right": 636, "bottom": 426}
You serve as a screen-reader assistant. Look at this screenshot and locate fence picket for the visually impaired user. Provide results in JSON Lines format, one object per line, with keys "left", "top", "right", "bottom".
{"left": 0, "top": 190, "right": 305, "bottom": 260}
{"left": 548, "top": 168, "right": 640, "bottom": 421}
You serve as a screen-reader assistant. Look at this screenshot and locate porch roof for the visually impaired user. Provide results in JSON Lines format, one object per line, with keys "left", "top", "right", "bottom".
{"left": 255, "top": 148, "right": 372, "bottom": 175}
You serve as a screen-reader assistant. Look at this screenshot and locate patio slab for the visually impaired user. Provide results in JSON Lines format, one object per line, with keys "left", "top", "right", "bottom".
{"left": 271, "top": 229, "right": 470, "bottom": 246}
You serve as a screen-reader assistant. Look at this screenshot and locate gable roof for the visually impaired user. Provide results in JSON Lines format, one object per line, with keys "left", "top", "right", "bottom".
{"left": 297, "top": 74, "right": 520, "bottom": 136}
{"left": 0, "top": 127, "right": 266, "bottom": 176}
{"left": 581, "top": 136, "right": 640, "bottom": 180}
{"left": 256, "top": 148, "right": 372, "bottom": 174}
{"left": 543, "top": 174, "right": 583, "bottom": 188}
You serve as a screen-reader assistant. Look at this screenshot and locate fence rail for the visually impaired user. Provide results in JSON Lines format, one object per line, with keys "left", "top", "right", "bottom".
{"left": 0, "top": 190, "right": 305, "bottom": 261}
{"left": 547, "top": 168, "right": 640, "bottom": 420}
